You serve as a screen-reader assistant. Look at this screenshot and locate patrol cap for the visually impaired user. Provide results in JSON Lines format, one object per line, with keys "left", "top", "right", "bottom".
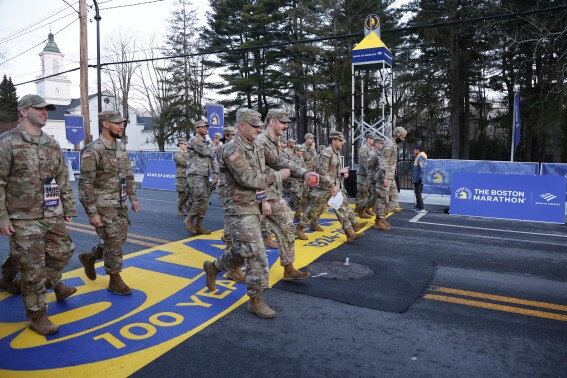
{"left": 393, "top": 126, "right": 408, "bottom": 137}
{"left": 18, "top": 94, "right": 56, "bottom": 111}
{"left": 194, "top": 120, "right": 209, "bottom": 128}
{"left": 294, "top": 144, "right": 306, "bottom": 152}
{"left": 99, "top": 110, "right": 126, "bottom": 123}
{"left": 214, "top": 132, "right": 222, "bottom": 139}
{"left": 374, "top": 137, "right": 385, "bottom": 144}
{"left": 304, "top": 133, "right": 314, "bottom": 139}
{"left": 329, "top": 131, "right": 345, "bottom": 141}
{"left": 177, "top": 138, "right": 187, "bottom": 146}
{"left": 236, "top": 108, "right": 264, "bottom": 127}
{"left": 287, "top": 138, "right": 296, "bottom": 144}
{"left": 222, "top": 126, "right": 236, "bottom": 135}
{"left": 366, "top": 133, "right": 376, "bottom": 140}
{"left": 266, "top": 108, "right": 292, "bottom": 123}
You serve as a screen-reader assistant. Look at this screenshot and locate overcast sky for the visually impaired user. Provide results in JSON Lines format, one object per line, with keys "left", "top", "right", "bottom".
{"left": 0, "top": 0, "right": 209, "bottom": 98}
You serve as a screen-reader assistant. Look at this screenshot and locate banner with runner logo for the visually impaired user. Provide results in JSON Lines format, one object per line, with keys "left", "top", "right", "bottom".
{"left": 450, "top": 172, "right": 566, "bottom": 223}
{"left": 206, "top": 103, "right": 224, "bottom": 141}
{"left": 141, "top": 159, "right": 176, "bottom": 191}
{"left": 64, "top": 115, "right": 85, "bottom": 145}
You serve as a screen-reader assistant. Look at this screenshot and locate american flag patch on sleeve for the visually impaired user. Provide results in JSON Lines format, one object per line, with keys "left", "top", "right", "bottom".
{"left": 228, "top": 151, "right": 240, "bottom": 161}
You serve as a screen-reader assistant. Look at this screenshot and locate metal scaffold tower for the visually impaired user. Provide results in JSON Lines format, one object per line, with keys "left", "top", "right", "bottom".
{"left": 350, "top": 14, "right": 393, "bottom": 167}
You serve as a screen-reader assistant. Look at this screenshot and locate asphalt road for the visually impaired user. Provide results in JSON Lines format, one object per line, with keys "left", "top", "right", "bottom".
{"left": 1, "top": 183, "right": 566, "bottom": 377}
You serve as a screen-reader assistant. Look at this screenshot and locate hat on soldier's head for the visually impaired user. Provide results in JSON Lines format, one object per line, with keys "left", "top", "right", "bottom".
{"left": 304, "top": 133, "right": 314, "bottom": 139}
{"left": 236, "top": 108, "right": 264, "bottom": 127}
{"left": 366, "top": 133, "right": 376, "bottom": 140}
{"left": 194, "top": 120, "right": 209, "bottom": 128}
{"left": 222, "top": 126, "right": 236, "bottom": 135}
{"left": 266, "top": 108, "right": 292, "bottom": 123}
{"left": 287, "top": 138, "right": 296, "bottom": 144}
{"left": 374, "top": 137, "right": 385, "bottom": 145}
{"left": 214, "top": 132, "right": 222, "bottom": 139}
{"left": 393, "top": 126, "right": 408, "bottom": 137}
{"left": 177, "top": 137, "right": 187, "bottom": 146}
{"left": 329, "top": 131, "right": 345, "bottom": 141}
{"left": 99, "top": 110, "right": 126, "bottom": 123}
{"left": 18, "top": 94, "right": 56, "bottom": 111}
{"left": 294, "top": 144, "right": 306, "bottom": 152}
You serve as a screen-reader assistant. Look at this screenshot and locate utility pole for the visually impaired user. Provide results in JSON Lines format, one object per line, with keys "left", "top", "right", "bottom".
{"left": 79, "top": 0, "right": 91, "bottom": 145}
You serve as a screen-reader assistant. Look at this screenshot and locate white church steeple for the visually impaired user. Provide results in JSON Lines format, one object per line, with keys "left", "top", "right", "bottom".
{"left": 36, "top": 33, "right": 71, "bottom": 105}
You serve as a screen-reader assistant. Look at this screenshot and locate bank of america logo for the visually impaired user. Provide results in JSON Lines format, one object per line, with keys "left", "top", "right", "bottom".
{"left": 540, "top": 193, "right": 557, "bottom": 202}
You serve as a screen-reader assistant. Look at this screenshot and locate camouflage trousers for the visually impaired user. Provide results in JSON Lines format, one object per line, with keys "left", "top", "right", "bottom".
{"left": 355, "top": 175, "right": 369, "bottom": 206}
{"left": 375, "top": 180, "right": 399, "bottom": 218}
{"left": 366, "top": 179, "right": 377, "bottom": 209}
{"left": 299, "top": 189, "right": 357, "bottom": 231}
{"left": 176, "top": 178, "right": 189, "bottom": 210}
{"left": 1, "top": 255, "right": 18, "bottom": 281}
{"left": 288, "top": 181, "right": 308, "bottom": 215}
{"left": 187, "top": 174, "right": 210, "bottom": 218}
{"left": 9, "top": 216, "right": 75, "bottom": 317}
{"left": 215, "top": 214, "right": 268, "bottom": 298}
{"left": 91, "top": 207, "right": 129, "bottom": 275}
{"left": 264, "top": 197, "right": 296, "bottom": 265}
{"left": 260, "top": 216, "right": 274, "bottom": 238}
{"left": 218, "top": 184, "right": 230, "bottom": 241}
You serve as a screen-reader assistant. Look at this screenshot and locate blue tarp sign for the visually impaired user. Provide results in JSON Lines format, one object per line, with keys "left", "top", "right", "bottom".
{"left": 450, "top": 172, "right": 566, "bottom": 224}
{"left": 540, "top": 163, "right": 567, "bottom": 196}
{"left": 65, "top": 115, "right": 85, "bottom": 145}
{"left": 206, "top": 103, "right": 224, "bottom": 140}
{"left": 128, "top": 152, "right": 173, "bottom": 174}
{"left": 141, "top": 160, "right": 176, "bottom": 191}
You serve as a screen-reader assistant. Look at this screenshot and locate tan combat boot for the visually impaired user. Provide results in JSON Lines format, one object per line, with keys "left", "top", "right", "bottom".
{"left": 108, "top": 274, "right": 132, "bottom": 295}
{"left": 309, "top": 220, "right": 324, "bottom": 232}
{"left": 373, "top": 218, "right": 392, "bottom": 231}
{"left": 262, "top": 235, "right": 279, "bottom": 249}
{"left": 345, "top": 228, "right": 364, "bottom": 243}
{"left": 247, "top": 295, "right": 276, "bottom": 319}
{"left": 295, "top": 225, "right": 308, "bottom": 240}
{"left": 54, "top": 282, "right": 77, "bottom": 302}
{"left": 184, "top": 216, "right": 197, "bottom": 235}
{"left": 352, "top": 221, "right": 368, "bottom": 233}
{"left": 203, "top": 261, "right": 220, "bottom": 291}
{"left": 226, "top": 269, "right": 246, "bottom": 283}
{"left": 29, "top": 313, "right": 59, "bottom": 335}
{"left": 178, "top": 208, "right": 187, "bottom": 216}
{"left": 79, "top": 252, "right": 97, "bottom": 281}
{"left": 366, "top": 207, "right": 376, "bottom": 216}
{"left": 195, "top": 218, "right": 212, "bottom": 235}
{"left": 283, "top": 263, "right": 310, "bottom": 281}
{"left": 294, "top": 211, "right": 302, "bottom": 220}
{"left": 355, "top": 205, "right": 372, "bottom": 219}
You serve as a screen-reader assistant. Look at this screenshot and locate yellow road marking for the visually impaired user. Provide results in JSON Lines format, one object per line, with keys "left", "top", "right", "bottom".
{"left": 429, "top": 286, "right": 567, "bottom": 312}
{"left": 69, "top": 221, "right": 172, "bottom": 244}
{"left": 66, "top": 225, "right": 159, "bottom": 248}
{"left": 424, "top": 294, "right": 567, "bottom": 322}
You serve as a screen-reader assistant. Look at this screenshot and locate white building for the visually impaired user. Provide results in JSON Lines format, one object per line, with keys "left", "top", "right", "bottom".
{"left": 34, "top": 33, "right": 175, "bottom": 151}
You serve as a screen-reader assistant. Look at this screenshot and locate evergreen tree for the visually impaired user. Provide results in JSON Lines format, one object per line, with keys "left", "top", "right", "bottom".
{"left": 0, "top": 75, "right": 18, "bottom": 122}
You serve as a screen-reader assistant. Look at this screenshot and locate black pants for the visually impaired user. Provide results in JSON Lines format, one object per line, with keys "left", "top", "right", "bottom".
{"left": 413, "top": 182, "right": 424, "bottom": 209}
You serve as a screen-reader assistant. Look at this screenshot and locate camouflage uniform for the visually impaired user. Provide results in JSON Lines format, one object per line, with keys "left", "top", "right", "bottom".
{"left": 355, "top": 142, "right": 372, "bottom": 207}
{"left": 366, "top": 147, "right": 379, "bottom": 210}
{"left": 173, "top": 139, "right": 189, "bottom": 213}
{"left": 299, "top": 137, "right": 357, "bottom": 231}
{"left": 0, "top": 124, "right": 76, "bottom": 318}
{"left": 302, "top": 139, "right": 317, "bottom": 172}
{"left": 79, "top": 131, "right": 137, "bottom": 275}
{"left": 186, "top": 130, "right": 218, "bottom": 220}
{"left": 375, "top": 139, "right": 400, "bottom": 217}
{"left": 287, "top": 146, "right": 308, "bottom": 216}
{"left": 216, "top": 127, "right": 235, "bottom": 242}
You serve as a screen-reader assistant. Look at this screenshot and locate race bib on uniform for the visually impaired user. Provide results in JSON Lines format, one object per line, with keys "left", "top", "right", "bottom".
{"left": 120, "top": 178, "right": 127, "bottom": 203}
{"left": 43, "top": 178, "right": 60, "bottom": 208}
{"left": 255, "top": 190, "right": 266, "bottom": 202}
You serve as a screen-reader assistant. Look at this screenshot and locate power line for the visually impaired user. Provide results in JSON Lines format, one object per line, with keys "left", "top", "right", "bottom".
{"left": 0, "top": 11, "right": 77, "bottom": 45}
{"left": 100, "top": 0, "right": 166, "bottom": 10}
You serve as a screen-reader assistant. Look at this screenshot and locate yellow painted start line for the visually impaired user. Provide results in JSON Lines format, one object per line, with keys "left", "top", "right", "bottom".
{"left": 425, "top": 286, "right": 567, "bottom": 322}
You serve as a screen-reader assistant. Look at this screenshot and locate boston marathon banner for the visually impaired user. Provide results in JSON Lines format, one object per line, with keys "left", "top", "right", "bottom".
{"left": 450, "top": 172, "right": 566, "bottom": 224}
{"left": 424, "top": 160, "right": 539, "bottom": 195}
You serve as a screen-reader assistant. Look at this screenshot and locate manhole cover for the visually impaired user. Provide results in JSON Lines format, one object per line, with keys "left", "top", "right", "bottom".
{"left": 307, "top": 261, "right": 374, "bottom": 280}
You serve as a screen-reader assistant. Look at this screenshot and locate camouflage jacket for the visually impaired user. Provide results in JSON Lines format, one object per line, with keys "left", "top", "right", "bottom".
{"left": 356, "top": 144, "right": 372, "bottom": 177}
{"left": 0, "top": 125, "right": 76, "bottom": 226}
{"left": 367, "top": 149, "right": 381, "bottom": 183}
{"left": 378, "top": 139, "right": 398, "bottom": 181}
{"left": 287, "top": 155, "right": 307, "bottom": 193}
{"left": 79, "top": 137, "right": 137, "bottom": 215}
{"left": 216, "top": 140, "right": 233, "bottom": 189}
{"left": 187, "top": 135, "right": 219, "bottom": 176}
{"left": 174, "top": 149, "right": 189, "bottom": 181}
{"left": 317, "top": 146, "right": 343, "bottom": 191}
{"left": 303, "top": 144, "right": 317, "bottom": 172}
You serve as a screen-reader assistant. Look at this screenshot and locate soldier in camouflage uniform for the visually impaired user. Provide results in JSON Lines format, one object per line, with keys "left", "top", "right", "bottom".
{"left": 297, "top": 131, "right": 367, "bottom": 243}
{"left": 184, "top": 120, "right": 219, "bottom": 235}
{"left": 303, "top": 133, "right": 317, "bottom": 172}
{"left": 366, "top": 136, "right": 385, "bottom": 216}
{"left": 0, "top": 94, "right": 77, "bottom": 335}
{"left": 78, "top": 110, "right": 140, "bottom": 295}
{"left": 174, "top": 138, "right": 189, "bottom": 216}
{"left": 374, "top": 126, "right": 407, "bottom": 231}
{"left": 354, "top": 133, "right": 375, "bottom": 219}
{"left": 284, "top": 138, "right": 296, "bottom": 159}
{"left": 288, "top": 144, "right": 309, "bottom": 220}
{"left": 203, "top": 109, "right": 318, "bottom": 319}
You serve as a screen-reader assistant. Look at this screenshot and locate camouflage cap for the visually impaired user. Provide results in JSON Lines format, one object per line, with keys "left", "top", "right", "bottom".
{"left": 222, "top": 126, "right": 236, "bottom": 135}
{"left": 214, "top": 132, "right": 222, "bottom": 139}
{"left": 18, "top": 94, "right": 56, "bottom": 111}
{"left": 266, "top": 108, "right": 292, "bottom": 123}
{"left": 366, "top": 133, "right": 376, "bottom": 140}
{"left": 329, "top": 131, "right": 345, "bottom": 141}
{"left": 393, "top": 126, "right": 408, "bottom": 137}
{"left": 294, "top": 144, "right": 306, "bottom": 152}
{"left": 373, "top": 137, "right": 385, "bottom": 145}
{"left": 304, "top": 133, "right": 314, "bottom": 139}
{"left": 236, "top": 108, "right": 264, "bottom": 127}
{"left": 287, "top": 138, "right": 296, "bottom": 144}
{"left": 99, "top": 110, "right": 126, "bottom": 123}
{"left": 177, "top": 137, "right": 187, "bottom": 146}
{"left": 194, "top": 120, "right": 209, "bottom": 128}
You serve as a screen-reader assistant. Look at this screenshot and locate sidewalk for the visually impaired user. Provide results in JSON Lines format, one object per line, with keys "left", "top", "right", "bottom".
{"left": 397, "top": 189, "right": 450, "bottom": 207}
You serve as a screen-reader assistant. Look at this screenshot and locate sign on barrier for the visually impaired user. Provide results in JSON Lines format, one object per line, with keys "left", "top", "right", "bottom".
{"left": 541, "top": 163, "right": 567, "bottom": 196}
{"left": 141, "top": 160, "right": 176, "bottom": 191}
{"left": 450, "top": 172, "right": 566, "bottom": 224}
{"left": 63, "top": 151, "right": 81, "bottom": 172}
{"left": 424, "top": 160, "right": 539, "bottom": 195}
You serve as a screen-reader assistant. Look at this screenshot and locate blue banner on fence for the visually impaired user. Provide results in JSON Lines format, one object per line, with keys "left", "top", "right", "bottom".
{"left": 65, "top": 115, "right": 85, "bottom": 145}
{"left": 450, "top": 172, "right": 565, "bottom": 223}
{"left": 141, "top": 160, "right": 176, "bottom": 191}
{"left": 541, "top": 163, "right": 567, "bottom": 197}
{"left": 206, "top": 103, "right": 224, "bottom": 141}
{"left": 424, "top": 160, "right": 539, "bottom": 195}
{"left": 128, "top": 152, "right": 173, "bottom": 174}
